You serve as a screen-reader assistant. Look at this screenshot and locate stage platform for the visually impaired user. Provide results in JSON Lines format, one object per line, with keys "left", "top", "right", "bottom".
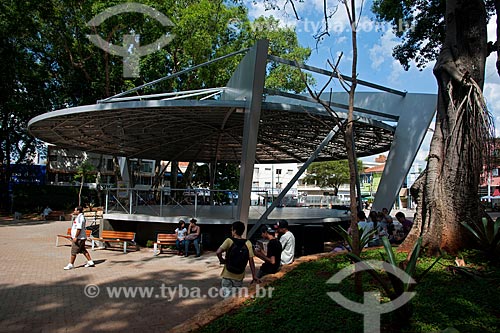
{"left": 103, "top": 205, "right": 350, "bottom": 224}
{"left": 101, "top": 206, "right": 351, "bottom": 251}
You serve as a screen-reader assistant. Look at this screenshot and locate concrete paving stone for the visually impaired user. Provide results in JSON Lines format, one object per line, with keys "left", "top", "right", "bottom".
{"left": 0, "top": 217, "right": 239, "bottom": 332}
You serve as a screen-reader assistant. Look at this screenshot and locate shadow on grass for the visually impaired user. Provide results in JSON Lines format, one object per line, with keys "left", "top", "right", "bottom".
{"left": 196, "top": 252, "right": 500, "bottom": 333}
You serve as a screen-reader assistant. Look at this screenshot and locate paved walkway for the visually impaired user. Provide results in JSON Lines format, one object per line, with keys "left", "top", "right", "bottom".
{"left": 0, "top": 207, "right": 434, "bottom": 333}
{"left": 0, "top": 217, "right": 238, "bottom": 332}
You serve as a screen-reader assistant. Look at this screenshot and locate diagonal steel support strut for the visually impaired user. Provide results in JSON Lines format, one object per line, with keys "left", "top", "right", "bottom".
{"left": 247, "top": 123, "right": 343, "bottom": 238}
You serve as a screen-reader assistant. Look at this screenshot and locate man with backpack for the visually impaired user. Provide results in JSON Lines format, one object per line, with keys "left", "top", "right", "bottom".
{"left": 216, "top": 221, "right": 260, "bottom": 298}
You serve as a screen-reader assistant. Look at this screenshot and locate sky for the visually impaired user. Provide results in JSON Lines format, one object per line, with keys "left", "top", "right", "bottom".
{"left": 243, "top": 0, "right": 500, "bottom": 167}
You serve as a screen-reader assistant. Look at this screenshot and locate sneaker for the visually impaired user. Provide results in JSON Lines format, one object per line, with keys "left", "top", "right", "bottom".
{"left": 63, "top": 263, "right": 74, "bottom": 270}
{"left": 84, "top": 261, "right": 95, "bottom": 267}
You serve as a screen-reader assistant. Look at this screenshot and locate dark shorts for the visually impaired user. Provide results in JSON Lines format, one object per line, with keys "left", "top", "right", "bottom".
{"left": 258, "top": 265, "right": 280, "bottom": 278}
{"left": 71, "top": 239, "right": 87, "bottom": 256}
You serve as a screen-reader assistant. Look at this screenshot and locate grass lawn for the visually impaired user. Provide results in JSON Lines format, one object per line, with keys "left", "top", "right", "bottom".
{"left": 198, "top": 249, "right": 500, "bottom": 333}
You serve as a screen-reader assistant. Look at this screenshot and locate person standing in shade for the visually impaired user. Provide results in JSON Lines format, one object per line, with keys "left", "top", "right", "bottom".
{"left": 254, "top": 225, "right": 282, "bottom": 278}
{"left": 274, "top": 219, "right": 295, "bottom": 265}
{"left": 64, "top": 206, "right": 94, "bottom": 270}
{"left": 184, "top": 218, "right": 201, "bottom": 257}
{"left": 216, "top": 221, "right": 259, "bottom": 298}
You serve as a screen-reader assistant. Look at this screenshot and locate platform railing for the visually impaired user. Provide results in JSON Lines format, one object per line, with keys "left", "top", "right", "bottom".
{"left": 104, "top": 187, "right": 250, "bottom": 219}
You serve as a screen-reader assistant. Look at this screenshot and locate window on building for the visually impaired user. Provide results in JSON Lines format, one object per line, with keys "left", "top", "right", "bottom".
{"left": 141, "top": 161, "right": 153, "bottom": 173}
{"left": 287, "top": 169, "right": 293, "bottom": 175}
{"left": 264, "top": 182, "right": 271, "bottom": 188}
{"left": 254, "top": 167, "right": 259, "bottom": 174}
{"left": 106, "top": 159, "right": 114, "bottom": 171}
{"left": 265, "top": 167, "right": 271, "bottom": 172}
{"left": 276, "top": 169, "right": 282, "bottom": 175}
{"left": 493, "top": 168, "right": 499, "bottom": 177}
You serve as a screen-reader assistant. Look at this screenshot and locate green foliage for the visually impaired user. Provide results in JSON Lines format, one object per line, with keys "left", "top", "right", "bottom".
{"left": 461, "top": 217, "right": 500, "bottom": 256}
{"left": 304, "top": 160, "right": 363, "bottom": 191}
{"left": 12, "top": 184, "right": 99, "bottom": 212}
{"left": 1, "top": 0, "right": 311, "bottom": 167}
{"left": 145, "top": 240, "right": 154, "bottom": 248}
{"left": 371, "top": 0, "right": 496, "bottom": 71}
{"left": 332, "top": 224, "right": 377, "bottom": 253}
{"left": 198, "top": 250, "right": 499, "bottom": 333}
{"left": 371, "top": 0, "right": 445, "bottom": 70}
{"left": 349, "top": 237, "right": 441, "bottom": 297}
{"left": 74, "top": 160, "right": 96, "bottom": 183}
{"left": 245, "top": 16, "right": 313, "bottom": 93}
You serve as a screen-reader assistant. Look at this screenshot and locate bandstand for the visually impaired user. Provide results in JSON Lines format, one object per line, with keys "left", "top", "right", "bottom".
{"left": 28, "top": 40, "right": 436, "bottom": 250}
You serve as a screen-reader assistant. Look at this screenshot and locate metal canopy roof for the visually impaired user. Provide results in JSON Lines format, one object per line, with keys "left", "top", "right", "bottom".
{"left": 28, "top": 98, "right": 395, "bottom": 163}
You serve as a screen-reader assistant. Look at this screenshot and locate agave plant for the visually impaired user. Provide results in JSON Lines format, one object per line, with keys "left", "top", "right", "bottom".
{"left": 332, "top": 225, "right": 378, "bottom": 253}
{"left": 460, "top": 217, "right": 500, "bottom": 256}
{"left": 348, "top": 237, "right": 441, "bottom": 296}
{"left": 347, "top": 237, "right": 441, "bottom": 329}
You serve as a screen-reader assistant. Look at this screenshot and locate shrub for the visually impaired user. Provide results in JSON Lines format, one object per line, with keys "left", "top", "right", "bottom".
{"left": 461, "top": 217, "right": 500, "bottom": 257}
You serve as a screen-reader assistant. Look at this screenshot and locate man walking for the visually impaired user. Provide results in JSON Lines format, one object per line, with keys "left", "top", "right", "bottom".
{"left": 64, "top": 206, "right": 94, "bottom": 270}
{"left": 216, "top": 221, "right": 259, "bottom": 298}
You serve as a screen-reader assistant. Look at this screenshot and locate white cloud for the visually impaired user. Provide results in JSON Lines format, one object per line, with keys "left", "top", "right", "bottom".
{"left": 245, "top": 0, "right": 299, "bottom": 28}
{"left": 368, "top": 31, "right": 398, "bottom": 70}
{"left": 488, "top": 15, "right": 497, "bottom": 42}
{"left": 335, "top": 36, "right": 348, "bottom": 44}
{"left": 484, "top": 15, "right": 500, "bottom": 134}
{"left": 414, "top": 126, "right": 434, "bottom": 167}
{"left": 244, "top": 0, "right": 375, "bottom": 36}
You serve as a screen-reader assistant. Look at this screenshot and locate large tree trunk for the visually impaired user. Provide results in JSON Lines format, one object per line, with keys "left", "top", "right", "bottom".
{"left": 401, "top": 0, "right": 488, "bottom": 255}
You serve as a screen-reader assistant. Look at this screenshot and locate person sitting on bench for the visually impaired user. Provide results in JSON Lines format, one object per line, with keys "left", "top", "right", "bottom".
{"left": 174, "top": 220, "right": 187, "bottom": 255}
{"left": 41, "top": 206, "right": 52, "bottom": 220}
{"left": 184, "top": 218, "right": 201, "bottom": 257}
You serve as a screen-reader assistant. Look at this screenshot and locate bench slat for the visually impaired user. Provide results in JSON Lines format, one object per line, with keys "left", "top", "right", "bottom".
{"left": 99, "top": 231, "right": 135, "bottom": 240}
{"left": 153, "top": 233, "right": 178, "bottom": 255}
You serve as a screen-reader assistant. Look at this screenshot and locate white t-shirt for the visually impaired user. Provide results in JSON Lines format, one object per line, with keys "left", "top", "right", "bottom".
{"left": 43, "top": 207, "right": 52, "bottom": 216}
{"left": 175, "top": 227, "right": 187, "bottom": 240}
{"left": 71, "top": 213, "right": 87, "bottom": 239}
{"left": 393, "top": 220, "right": 403, "bottom": 231}
{"left": 358, "top": 220, "right": 374, "bottom": 234}
{"left": 279, "top": 231, "right": 295, "bottom": 265}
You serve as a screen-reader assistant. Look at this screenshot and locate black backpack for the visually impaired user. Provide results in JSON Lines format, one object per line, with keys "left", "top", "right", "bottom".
{"left": 225, "top": 238, "right": 249, "bottom": 274}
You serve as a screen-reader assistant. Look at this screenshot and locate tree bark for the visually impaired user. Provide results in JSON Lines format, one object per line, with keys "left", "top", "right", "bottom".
{"left": 401, "top": 0, "right": 488, "bottom": 255}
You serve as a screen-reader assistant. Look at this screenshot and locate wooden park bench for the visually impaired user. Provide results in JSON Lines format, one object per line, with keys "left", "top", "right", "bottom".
{"left": 153, "top": 233, "right": 203, "bottom": 256}
{"left": 153, "top": 233, "right": 177, "bottom": 256}
{"left": 55, "top": 228, "right": 92, "bottom": 247}
{"left": 92, "top": 230, "right": 137, "bottom": 253}
{"left": 83, "top": 210, "right": 103, "bottom": 225}
{"left": 46, "top": 210, "right": 66, "bottom": 221}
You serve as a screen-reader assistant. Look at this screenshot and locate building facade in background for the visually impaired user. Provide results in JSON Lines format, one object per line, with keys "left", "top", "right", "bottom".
{"left": 18, "top": 146, "right": 429, "bottom": 210}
